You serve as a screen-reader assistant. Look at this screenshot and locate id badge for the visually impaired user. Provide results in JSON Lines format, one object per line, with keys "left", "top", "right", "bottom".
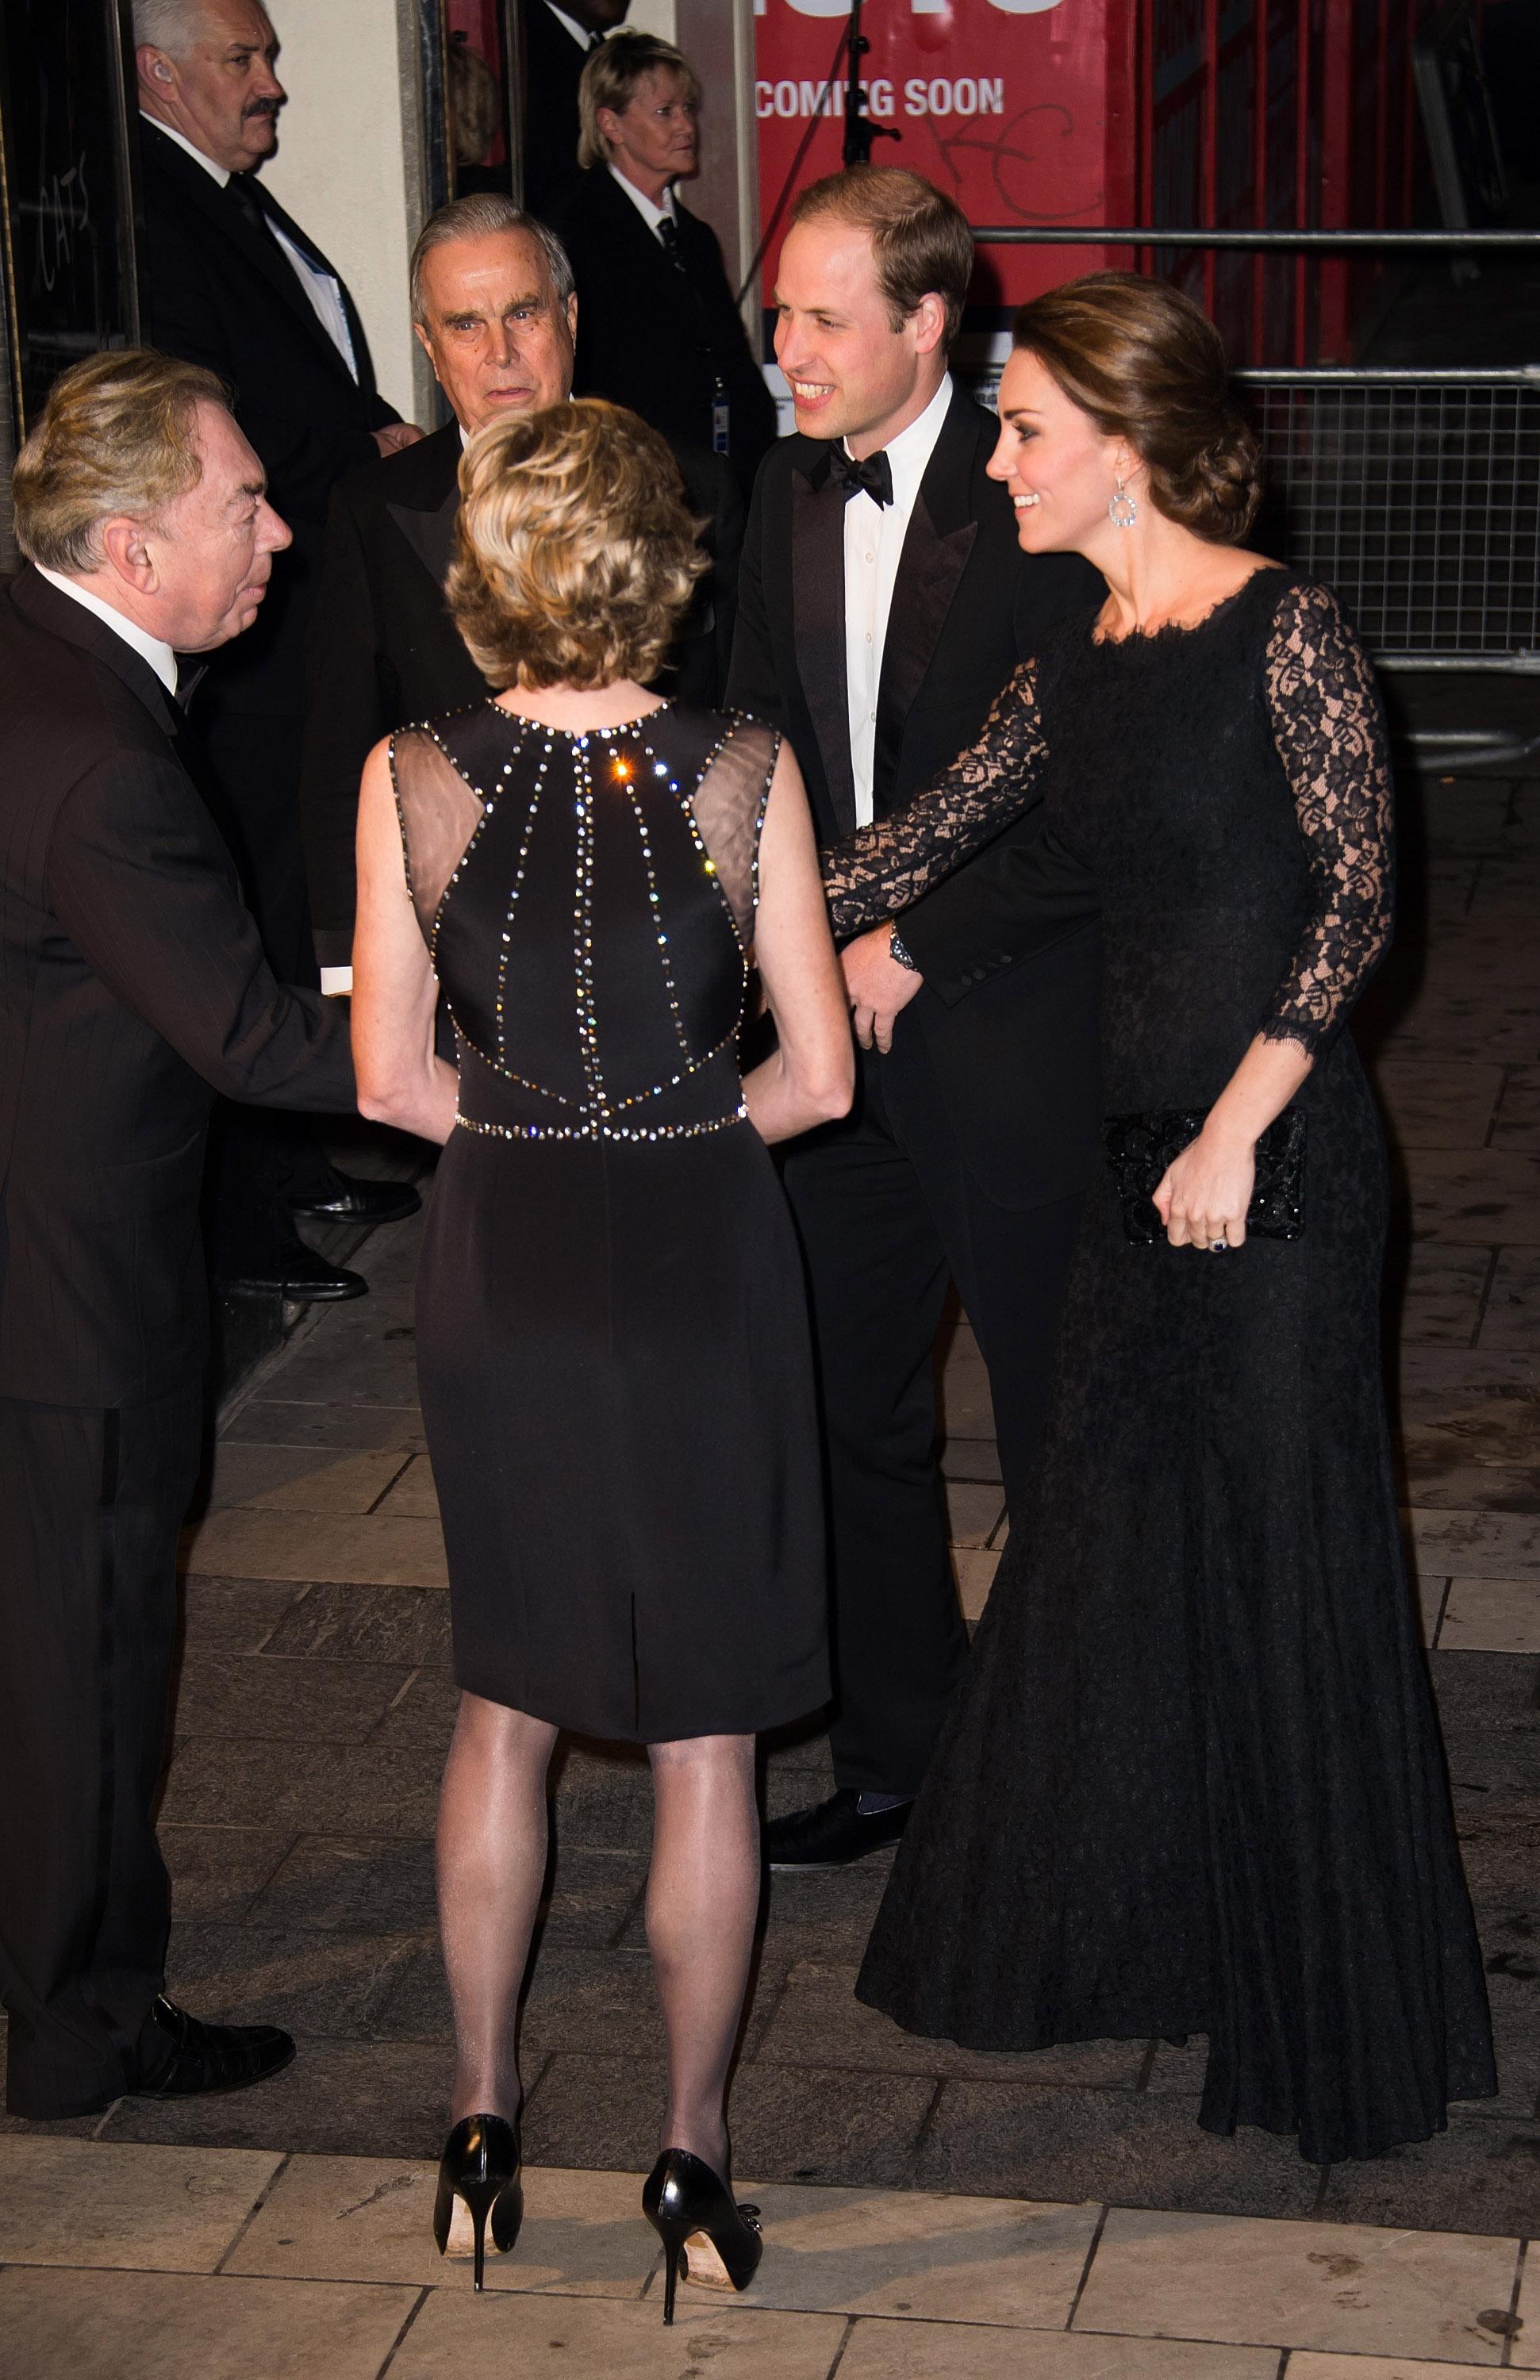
{"left": 712, "top": 397, "right": 731, "bottom": 455}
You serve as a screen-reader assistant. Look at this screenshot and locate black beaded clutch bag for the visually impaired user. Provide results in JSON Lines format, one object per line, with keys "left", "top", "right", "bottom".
{"left": 1104, "top": 1105, "right": 1307, "bottom": 1244}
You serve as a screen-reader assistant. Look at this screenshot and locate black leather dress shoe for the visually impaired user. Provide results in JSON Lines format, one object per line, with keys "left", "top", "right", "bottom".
{"left": 289, "top": 1173, "right": 422, "bottom": 1225}
{"left": 129, "top": 1996, "right": 295, "bottom": 2098}
{"left": 217, "top": 1245, "right": 368, "bottom": 1302}
{"left": 764, "top": 1787, "right": 912, "bottom": 1871}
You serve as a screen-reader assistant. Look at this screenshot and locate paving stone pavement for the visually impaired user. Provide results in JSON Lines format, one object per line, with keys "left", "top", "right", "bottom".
{"left": 2, "top": 758, "right": 1536, "bottom": 2374}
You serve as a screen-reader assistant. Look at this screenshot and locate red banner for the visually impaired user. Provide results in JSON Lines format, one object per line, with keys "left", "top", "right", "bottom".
{"left": 752, "top": 0, "right": 1138, "bottom": 319}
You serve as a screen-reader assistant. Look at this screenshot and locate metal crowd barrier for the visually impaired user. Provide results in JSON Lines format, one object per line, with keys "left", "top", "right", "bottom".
{"left": 970, "top": 225, "right": 1540, "bottom": 763}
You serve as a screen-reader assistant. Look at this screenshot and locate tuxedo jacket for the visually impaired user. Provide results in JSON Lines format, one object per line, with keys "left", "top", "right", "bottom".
{"left": 521, "top": 0, "right": 591, "bottom": 219}
{"left": 298, "top": 420, "right": 745, "bottom": 959}
{"left": 0, "top": 571, "right": 355, "bottom": 1407}
{"left": 138, "top": 120, "right": 400, "bottom": 715}
{"left": 552, "top": 167, "right": 778, "bottom": 499}
{"left": 727, "top": 386, "right": 1105, "bottom": 1209}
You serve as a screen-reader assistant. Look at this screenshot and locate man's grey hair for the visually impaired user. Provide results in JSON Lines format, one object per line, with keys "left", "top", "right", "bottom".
{"left": 132, "top": 0, "right": 226, "bottom": 53}
{"left": 409, "top": 196, "right": 574, "bottom": 327}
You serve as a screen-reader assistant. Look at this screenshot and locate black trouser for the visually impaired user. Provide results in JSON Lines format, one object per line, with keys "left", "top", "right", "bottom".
{"left": 781, "top": 1031, "right": 1082, "bottom": 1800}
{"left": 0, "top": 1386, "right": 201, "bottom": 2116}
{"left": 195, "top": 701, "right": 343, "bottom": 1273}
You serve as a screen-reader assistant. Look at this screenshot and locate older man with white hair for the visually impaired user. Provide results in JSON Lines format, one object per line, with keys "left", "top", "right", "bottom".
{"left": 296, "top": 192, "right": 743, "bottom": 981}
{"left": 0, "top": 349, "right": 356, "bottom": 2120}
{"left": 135, "top": 0, "right": 424, "bottom": 1303}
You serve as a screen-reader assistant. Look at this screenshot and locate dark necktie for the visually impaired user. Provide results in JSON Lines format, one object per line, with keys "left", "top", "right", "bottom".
{"left": 829, "top": 445, "right": 894, "bottom": 509}
{"left": 656, "top": 217, "right": 688, "bottom": 276}
{"left": 226, "top": 172, "right": 281, "bottom": 251}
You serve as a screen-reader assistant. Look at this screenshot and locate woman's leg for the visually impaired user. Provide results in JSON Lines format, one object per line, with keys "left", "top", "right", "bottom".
{"left": 645, "top": 1733, "right": 760, "bottom": 2173}
{"left": 436, "top": 1691, "right": 559, "bottom": 2121}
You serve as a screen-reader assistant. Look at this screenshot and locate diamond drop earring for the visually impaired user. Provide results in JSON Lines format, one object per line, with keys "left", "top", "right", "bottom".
{"left": 1108, "top": 476, "right": 1138, "bottom": 528}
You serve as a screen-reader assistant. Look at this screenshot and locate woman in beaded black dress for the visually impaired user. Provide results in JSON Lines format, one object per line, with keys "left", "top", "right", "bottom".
{"left": 351, "top": 401, "right": 851, "bottom": 2302}
{"left": 823, "top": 276, "right": 1494, "bottom": 2163}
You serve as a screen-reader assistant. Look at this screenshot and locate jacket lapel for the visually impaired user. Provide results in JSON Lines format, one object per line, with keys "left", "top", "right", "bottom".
{"left": 386, "top": 427, "right": 463, "bottom": 589}
{"left": 791, "top": 454, "right": 857, "bottom": 838}
{"left": 144, "top": 132, "right": 356, "bottom": 384}
{"left": 252, "top": 179, "right": 375, "bottom": 398}
{"left": 872, "top": 386, "right": 981, "bottom": 812}
{"left": 13, "top": 567, "right": 182, "bottom": 739}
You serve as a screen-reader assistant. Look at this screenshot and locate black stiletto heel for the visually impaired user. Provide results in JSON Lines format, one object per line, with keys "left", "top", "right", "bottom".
{"left": 432, "top": 2113, "right": 523, "bottom": 2290}
{"left": 643, "top": 2148, "right": 762, "bottom": 2325}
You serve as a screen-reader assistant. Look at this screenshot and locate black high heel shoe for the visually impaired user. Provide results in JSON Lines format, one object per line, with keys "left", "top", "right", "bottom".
{"left": 643, "top": 2147, "right": 762, "bottom": 2324}
{"left": 432, "top": 2113, "right": 523, "bottom": 2290}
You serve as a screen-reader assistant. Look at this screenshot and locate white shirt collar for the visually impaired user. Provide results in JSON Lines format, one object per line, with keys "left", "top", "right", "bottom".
{"left": 140, "top": 110, "right": 229, "bottom": 187}
{"left": 545, "top": 3, "right": 597, "bottom": 52}
{"left": 609, "top": 163, "right": 678, "bottom": 236}
{"left": 846, "top": 371, "right": 954, "bottom": 507}
{"left": 36, "top": 567, "right": 179, "bottom": 696}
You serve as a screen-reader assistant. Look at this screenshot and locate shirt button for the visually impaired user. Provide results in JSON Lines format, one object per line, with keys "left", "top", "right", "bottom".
{"left": 865, "top": 631, "right": 873, "bottom": 644}
{"left": 865, "top": 551, "right": 875, "bottom": 563}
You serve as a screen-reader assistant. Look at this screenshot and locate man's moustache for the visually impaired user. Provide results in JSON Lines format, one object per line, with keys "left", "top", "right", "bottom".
{"left": 244, "top": 102, "right": 280, "bottom": 119}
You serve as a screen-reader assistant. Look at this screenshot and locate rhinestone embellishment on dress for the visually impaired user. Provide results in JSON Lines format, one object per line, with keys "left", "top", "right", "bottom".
{"left": 401, "top": 712, "right": 778, "bottom": 1147}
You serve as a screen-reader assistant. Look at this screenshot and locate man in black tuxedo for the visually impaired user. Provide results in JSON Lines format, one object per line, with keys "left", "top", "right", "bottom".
{"left": 133, "top": 0, "right": 424, "bottom": 1299}
{"left": 298, "top": 195, "right": 743, "bottom": 975}
{"left": 0, "top": 351, "right": 357, "bottom": 2117}
{"left": 551, "top": 29, "right": 777, "bottom": 501}
{"left": 521, "top": 0, "right": 631, "bottom": 218}
{"left": 728, "top": 171, "right": 1104, "bottom": 1871}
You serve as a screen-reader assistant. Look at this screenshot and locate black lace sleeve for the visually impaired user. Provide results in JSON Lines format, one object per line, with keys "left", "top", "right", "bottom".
{"left": 1261, "top": 583, "right": 1394, "bottom": 1056}
{"left": 822, "top": 661, "right": 1046, "bottom": 940}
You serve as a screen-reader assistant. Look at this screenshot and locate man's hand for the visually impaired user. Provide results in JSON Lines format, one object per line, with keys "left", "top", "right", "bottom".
{"left": 840, "top": 922, "right": 924, "bottom": 1054}
{"left": 372, "top": 423, "right": 427, "bottom": 457}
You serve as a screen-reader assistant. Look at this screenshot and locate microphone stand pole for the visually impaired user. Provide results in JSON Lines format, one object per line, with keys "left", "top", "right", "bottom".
{"left": 842, "top": 0, "right": 899, "bottom": 167}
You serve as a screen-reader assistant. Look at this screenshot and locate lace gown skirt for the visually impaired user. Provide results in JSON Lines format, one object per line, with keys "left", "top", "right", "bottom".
{"left": 845, "top": 575, "right": 1495, "bottom": 2163}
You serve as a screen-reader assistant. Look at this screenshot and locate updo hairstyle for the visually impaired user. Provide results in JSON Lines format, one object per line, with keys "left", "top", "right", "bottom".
{"left": 1012, "top": 273, "right": 1262, "bottom": 544}
{"left": 447, "top": 400, "right": 707, "bottom": 691}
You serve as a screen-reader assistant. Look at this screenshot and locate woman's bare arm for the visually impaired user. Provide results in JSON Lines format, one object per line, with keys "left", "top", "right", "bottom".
{"left": 743, "top": 739, "right": 854, "bottom": 1145}
{"left": 351, "top": 738, "right": 459, "bottom": 1146}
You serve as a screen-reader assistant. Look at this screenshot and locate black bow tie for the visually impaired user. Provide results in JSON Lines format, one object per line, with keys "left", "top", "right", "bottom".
{"left": 829, "top": 445, "right": 894, "bottom": 509}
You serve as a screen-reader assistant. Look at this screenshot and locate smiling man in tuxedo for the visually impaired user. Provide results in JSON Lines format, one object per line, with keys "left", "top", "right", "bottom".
{"left": 133, "top": 0, "right": 424, "bottom": 1301}
{"left": 729, "top": 169, "right": 1104, "bottom": 1872}
{"left": 297, "top": 194, "right": 743, "bottom": 981}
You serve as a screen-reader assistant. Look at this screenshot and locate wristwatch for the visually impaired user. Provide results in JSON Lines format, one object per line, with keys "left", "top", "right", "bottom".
{"left": 889, "top": 924, "right": 920, "bottom": 973}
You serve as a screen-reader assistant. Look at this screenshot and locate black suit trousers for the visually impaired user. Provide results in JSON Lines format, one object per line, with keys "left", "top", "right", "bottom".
{"left": 0, "top": 1386, "right": 201, "bottom": 2116}
{"left": 196, "top": 700, "right": 340, "bottom": 1261}
{"left": 780, "top": 1014, "right": 1083, "bottom": 1797}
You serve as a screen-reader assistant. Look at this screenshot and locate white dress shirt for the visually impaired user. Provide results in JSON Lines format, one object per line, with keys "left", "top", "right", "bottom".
{"left": 35, "top": 566, "right": 179, "bottom": 696}
{"left": 140, "top": 113, "right": 359, "bottom": 382}
{"left": 843, "top": 373, "right": 953, "bottom": 828}
{"left": 545, "top": 2, "right": 598, "bottom": 52}
{"left": 609, "top": 163, "right": 679, "bottom": 241}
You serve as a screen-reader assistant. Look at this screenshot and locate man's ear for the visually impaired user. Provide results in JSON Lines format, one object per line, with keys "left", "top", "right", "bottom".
{"left": 98, "top": 516, "right": 158, "bottom": 594}
{"left": 136, "top": 44, "right": 176, "bottom": 100}
{"left": 411, "top": 320, "right": 442, "bottom": 383}
{"left": 565, "top": 291, "right": 578, "bottom": 347}
{"left": 911, "top": 291, "right": 949, "bottom": 362}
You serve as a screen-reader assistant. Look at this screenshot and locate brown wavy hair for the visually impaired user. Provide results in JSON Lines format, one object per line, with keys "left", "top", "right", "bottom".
{"left": 447, "top": 401, "right": 707, "bottom": 691}
{"left": 791, "top": 167, "right": 974, "bottom": 350}
{"left": 1012, "top": 272, "right": 1262, "bottom": 543}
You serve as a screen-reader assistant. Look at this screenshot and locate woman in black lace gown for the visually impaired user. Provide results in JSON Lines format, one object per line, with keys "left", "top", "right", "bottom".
{"left": 351, "top": 403, "right": 851, "bottom": 2293}
{"left": 825, "top": 276, "right": 1494, "bottom": 2163}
